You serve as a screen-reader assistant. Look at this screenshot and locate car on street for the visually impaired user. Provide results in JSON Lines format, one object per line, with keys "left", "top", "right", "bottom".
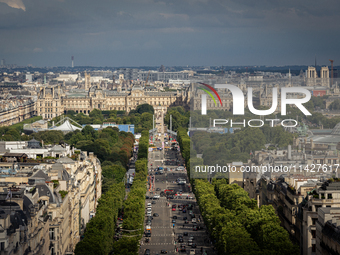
{"left": 183, "top": 232, "right": 188, "bottom": 236}
{"left": 190, "top": 249, "right": 195, "bottom": 255}
{"left": 185, "top": 220, "right": 189, "bottom": 224}
{"left": 147, "top": 212, "right": 152, "bottom": 216}
{"left": 172, "top": 207, "right": 176, "bottom": 211}
{"left": 182, "top": 209, "right": 186, "bottom": 213}
{"left": 191, "top": 243, "right": 197, "bottom": 248}
{"left": 193, "top": 226, "right": 197, "bottom": 231}
{"left": 154, "top": 194, "right": 160, "bottom": 199}
{"left": 161, "top": 250, "right": 167, "bottom": 254}
{"left": 152, "top": 201, "right": 156, "bottom": 204}
{"left": 188, "top": 240, "right": 193, "bottom": 246}
{"left": 172, "top": 219, "right": 176, "bottom": 223}
{"left": 145, "top": 196, "right": 149, "bottom": 199}
{"left": 145, "top": 249, "right": 151, "bottom": 255}
{"left": 173, "top": 216, "right": 177, "bottom": 219}
{"left": 192, "top": 218, "right": 196, "bottom": 223}
{"left": 156, "top": 188, "right": 161, "bottom": 191}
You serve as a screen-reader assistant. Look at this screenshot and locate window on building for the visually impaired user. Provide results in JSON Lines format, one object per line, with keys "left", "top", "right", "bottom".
{"left": 320, "top": 159, "right": 324, "bottom": 164}
{"left": 328, "top": 194, "right": 333, "bottom": 199}
{"left": 56, "top": 108, "right": 58, "bottom": 112}
{"left": 334, "top": 159, "right": 337, "bottom": 164}
{"left": 312, "top": 218, "right": 317, "bottom": 225}
{"left": 312, "top": 244, "right": 316, "bottom": 252}
{"left": 312, "top": 230, "right": 316, "bottom": 238}
{"left": 328, "top": 159, "right": 331, "bottom": 164}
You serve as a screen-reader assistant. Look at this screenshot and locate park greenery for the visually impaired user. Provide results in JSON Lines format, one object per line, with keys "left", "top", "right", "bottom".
{"left": 49, "top": 103, "right": 154, "bottom": 133}
{"left": 0, "top": 115, "right": 42, "bottom": 141}
{"left": 193, "top": 179, "right": 300, "bottom": 255}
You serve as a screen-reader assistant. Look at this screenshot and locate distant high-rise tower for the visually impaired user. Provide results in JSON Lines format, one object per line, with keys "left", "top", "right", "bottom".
{"left": 71, "top": 56, "right": 74, "bottom": 68}
{"left": 1, "top": 59, "right": 5, "bottom": 66}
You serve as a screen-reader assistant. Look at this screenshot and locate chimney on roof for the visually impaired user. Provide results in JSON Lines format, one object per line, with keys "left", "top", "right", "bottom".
{"left": 288, "top": 145, "right": 292, "bottom": 160}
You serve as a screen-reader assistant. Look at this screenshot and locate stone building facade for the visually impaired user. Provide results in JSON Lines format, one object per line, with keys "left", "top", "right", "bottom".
{"left": 37, "top": 85, "right": 189, "bottom": 120}
{"left": 0, "top": 100, "right": 36, "bottom": 127}
{"left": 0, "top": 150, "right": 101, "bottom": 255}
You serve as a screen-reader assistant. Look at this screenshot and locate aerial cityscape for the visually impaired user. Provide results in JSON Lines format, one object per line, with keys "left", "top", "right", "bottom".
{"left": 1, "top": 0, "right": 340, "bottom": 255}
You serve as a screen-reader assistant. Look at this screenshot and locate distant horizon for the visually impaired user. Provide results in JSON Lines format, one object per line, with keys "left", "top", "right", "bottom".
{"left": 1, "top": 64, "right": 340, "bottom": 70}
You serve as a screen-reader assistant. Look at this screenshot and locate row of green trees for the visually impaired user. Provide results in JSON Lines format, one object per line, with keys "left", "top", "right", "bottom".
{"left": 111, "top": 160, "right": 148, "bottom": 254}
{"left": 190, "top": 126, "right": 296, "bottom": 164}
{"left": 74, "top": 182, "right": 125, "bottom": 255}
{"left": 112, "top": 131, "right": 149, "bottom": 254}
{"left": 193, "top": 179, "right": 299, "bottom": 255}
{"left": 138, "top": 130, "right": 149, "bottom": 160}
{"left": 177, "top": 127, "right": 190, "bottom": 169}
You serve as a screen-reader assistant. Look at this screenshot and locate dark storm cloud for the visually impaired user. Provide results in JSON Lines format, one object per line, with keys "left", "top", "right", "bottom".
{"left": 0, "top": 0, "right": 340, "bottom": 66}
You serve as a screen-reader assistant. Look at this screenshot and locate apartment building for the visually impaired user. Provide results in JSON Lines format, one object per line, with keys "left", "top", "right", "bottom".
{"left": 302, "top": 181, "right": 340, "bottom": 255}
{"left": 0, "top": 98, "right": 36, "bottom": 127}
{"left": 0, "top": 150, "right": 102, "bottom": 255}
{"left": 316, "top": 207, "right": 340, "bottom": 255}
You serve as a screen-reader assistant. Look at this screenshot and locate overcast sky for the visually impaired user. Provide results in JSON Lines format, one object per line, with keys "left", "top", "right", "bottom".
{"left": 0, "top": 0, "right": 339, "bottom": 67}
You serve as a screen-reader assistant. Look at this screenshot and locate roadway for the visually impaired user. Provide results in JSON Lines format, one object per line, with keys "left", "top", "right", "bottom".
{"left": 140, "top": 136, "right": 216, "bottom": 255}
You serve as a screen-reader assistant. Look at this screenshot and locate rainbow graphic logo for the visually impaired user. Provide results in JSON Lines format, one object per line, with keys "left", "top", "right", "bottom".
{"left": 198, "top": 82, "right": 223, "bottom": 115}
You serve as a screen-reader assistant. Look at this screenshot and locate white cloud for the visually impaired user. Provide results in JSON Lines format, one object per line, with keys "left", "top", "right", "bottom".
{"left": 0, "top": 0, "right": 26, "bottom": 11}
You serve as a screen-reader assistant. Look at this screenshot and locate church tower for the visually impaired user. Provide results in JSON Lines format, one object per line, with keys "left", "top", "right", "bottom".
{"left": 85, "top": 72, "right": 91, "bottom": 91}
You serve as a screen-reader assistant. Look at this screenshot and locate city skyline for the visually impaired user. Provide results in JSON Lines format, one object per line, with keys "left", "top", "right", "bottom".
{"left": 1, "top": 0, "right": 340, "bottom": 67}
